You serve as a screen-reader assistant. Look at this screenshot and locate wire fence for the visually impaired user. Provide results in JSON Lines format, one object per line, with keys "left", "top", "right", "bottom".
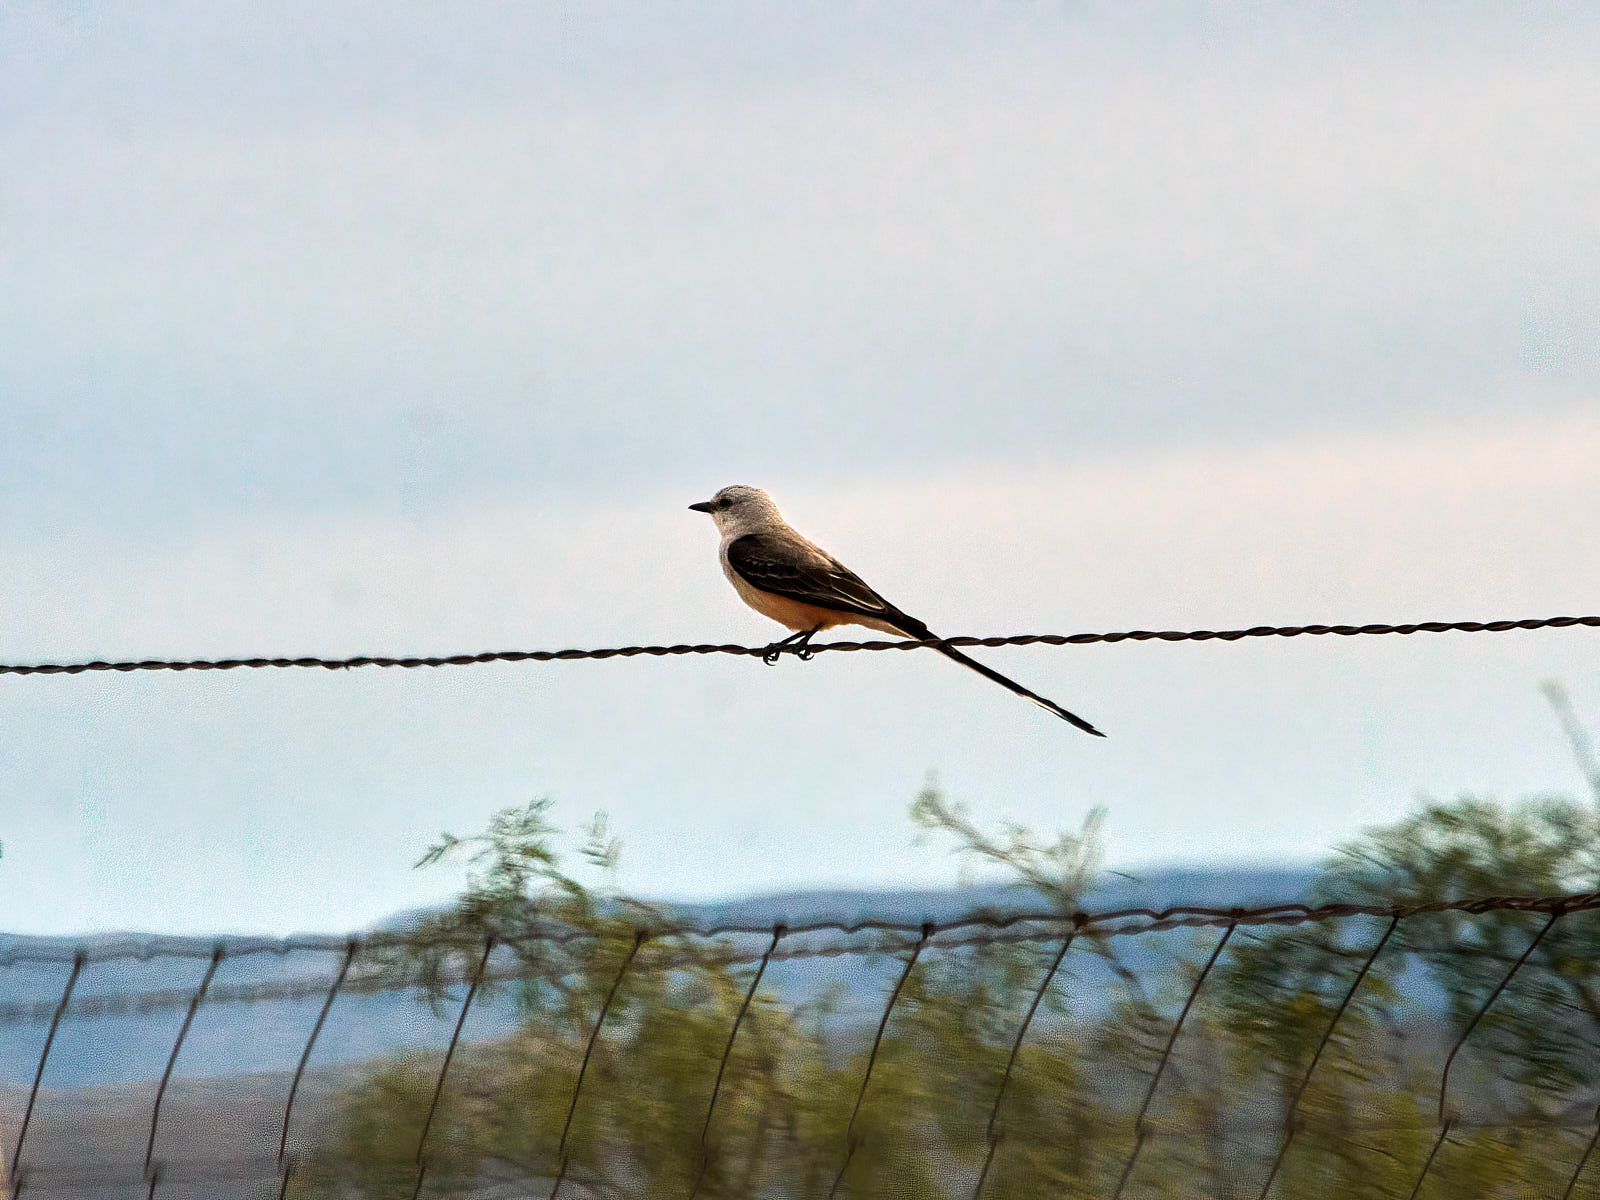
{"left": 8, "top": 891, "right": 1600, "bottom": 1198}
{"left": 1, "top": 614, "right": 1597, "bottom": 676}
{"left": 6, "top": 614, "right": 1599, "bottom": 1193}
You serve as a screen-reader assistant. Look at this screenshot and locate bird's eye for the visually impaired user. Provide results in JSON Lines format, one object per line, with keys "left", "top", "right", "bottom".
{"left": 717, "top": 497, "right": 731, "bottom": 509}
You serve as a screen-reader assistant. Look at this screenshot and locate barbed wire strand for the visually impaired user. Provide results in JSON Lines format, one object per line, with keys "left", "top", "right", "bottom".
{"left": 144, "top": 945, "right": 223, "bottom": 1173}
{"left": 1256, "top": 914, "right": 1399, "bottom": 1200}
{"left": 3, "top": 615, "right": 1597, "bottom": 678}
{"left": 1113, "top": 922, "right": 1236, "bottom": 1200}
{"left": 829, "top": 923, "right": 933, "bottom": 1200}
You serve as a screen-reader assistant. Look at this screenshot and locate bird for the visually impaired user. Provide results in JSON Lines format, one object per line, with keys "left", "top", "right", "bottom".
{"left": 689, "top": 484, "right": 1104, "bottom": 736}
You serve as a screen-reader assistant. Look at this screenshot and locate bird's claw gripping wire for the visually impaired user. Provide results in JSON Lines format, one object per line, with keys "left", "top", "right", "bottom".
{"left": 761, "top": 628, "right": 819, "bottom": 665}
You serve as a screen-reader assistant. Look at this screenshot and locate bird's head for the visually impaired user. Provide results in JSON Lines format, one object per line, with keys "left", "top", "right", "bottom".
{"left": 689, "top": 484, "right": 785, "bottom": 534}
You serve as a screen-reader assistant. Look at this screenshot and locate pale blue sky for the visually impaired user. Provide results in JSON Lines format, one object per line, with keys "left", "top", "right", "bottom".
{"left": 2, "top": 3, "right": 1598, "bottom": 935}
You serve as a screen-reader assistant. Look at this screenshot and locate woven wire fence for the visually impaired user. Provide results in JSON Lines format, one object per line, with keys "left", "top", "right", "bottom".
{"left": 7, "top": 893, "right": 1600, "bottom": 1199}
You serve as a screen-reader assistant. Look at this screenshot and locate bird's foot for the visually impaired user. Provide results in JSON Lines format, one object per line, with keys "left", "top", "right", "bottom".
{"left": 793, "top": 629, "right": 818, "bottom": 661}
{"left": 761, "top": 628, "right": 819, "bottom": 665}
{"left": 762, "top": 631, "right": 803, "bottom": 665}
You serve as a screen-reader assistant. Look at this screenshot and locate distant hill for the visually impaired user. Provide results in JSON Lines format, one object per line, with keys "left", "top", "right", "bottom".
{"left": 0, "top": 866, "right": 1318, "bottom": 1087}
{"left": 662, "top": 863, "right": 1317, "bottom": 927}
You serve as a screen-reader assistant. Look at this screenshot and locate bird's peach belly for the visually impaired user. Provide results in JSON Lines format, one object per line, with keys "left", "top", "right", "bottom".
{"left": 734, "top": 579, "right": 852, "bottom": 632}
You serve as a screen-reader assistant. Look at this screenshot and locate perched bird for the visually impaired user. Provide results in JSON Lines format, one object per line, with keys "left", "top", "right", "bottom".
{"left": 689, "top": 484, "right": 1104, "bottom": 736}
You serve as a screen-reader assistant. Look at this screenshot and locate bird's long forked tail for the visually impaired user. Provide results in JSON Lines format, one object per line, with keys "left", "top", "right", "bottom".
{"left": 926, "top": 638, "right": 1105, "bottom": 737}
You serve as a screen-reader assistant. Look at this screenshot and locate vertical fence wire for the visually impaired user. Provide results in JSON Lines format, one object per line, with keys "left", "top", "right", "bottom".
{"left": 144, "top": 945, "right": 225, "bottom": 1172}
{"left": 1255, "top": 915, "right": 1399, "bottom": 1199}
{"left": 690, "top": 923, "right": 786, "bottom": 1200}
{"left": 1406, "top": 911, "right": 1562, "bottom": 1196}
{"left": 550, "top": 929, "right": 649, "bottom": 1200}
{"left": 279, "top": 940, "right": 359, "bottom": 1163}
{"left": 1560, "top": 1103, "right": 1600, "bottom": 1200}
{"left": 827, "top": 923, "right": 933, "bottom": 1200}
{"left": 1405, "top": 1120, "right": 1452, "bottom": 1200}
{"left": 972, "top": 925, "right": 1080, "bottom": 1200}
{"left": 8, "top": 951, "right": 84, "bottom": 1184}
{"left": 1436, "top": 911, "right": 1560, "bottom": 1126}
{"left": 410, "top": 935, "right": 495, "bottom": 1200}
{"left": 1111, "top": 922, "right": 1235, "bottom": 1200}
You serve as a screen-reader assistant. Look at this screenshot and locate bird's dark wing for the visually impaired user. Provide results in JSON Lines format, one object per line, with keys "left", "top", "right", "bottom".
{"left": 725, "top": 532, "right": 927, "bottom": 635}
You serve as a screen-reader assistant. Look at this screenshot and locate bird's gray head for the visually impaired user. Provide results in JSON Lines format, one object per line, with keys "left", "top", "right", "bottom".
{"left": 689, "top": 484, "right": 786, "bottom": 534}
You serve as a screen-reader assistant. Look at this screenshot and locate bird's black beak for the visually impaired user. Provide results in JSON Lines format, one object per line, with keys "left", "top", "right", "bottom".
{"left": 688, "top": 500, "right": 715, "bottom": 513}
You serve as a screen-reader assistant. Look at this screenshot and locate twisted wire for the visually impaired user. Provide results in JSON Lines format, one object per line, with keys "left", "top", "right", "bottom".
{"left": 3, "top": 614, "right": 1595, "bottom": 676}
